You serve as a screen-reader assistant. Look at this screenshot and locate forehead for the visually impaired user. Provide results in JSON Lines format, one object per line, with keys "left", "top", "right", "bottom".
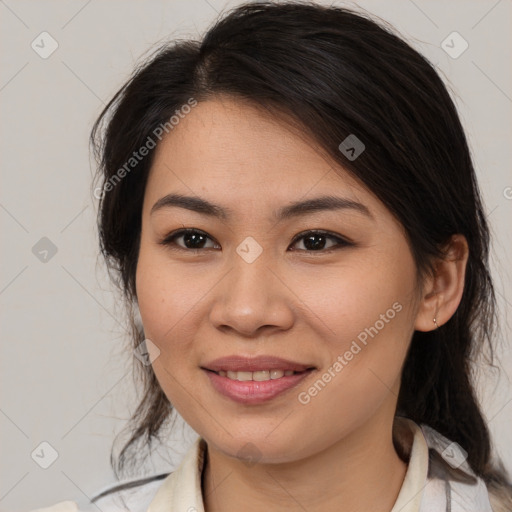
{"left": 145, "top": 97, "right": 380, "bottom": 216}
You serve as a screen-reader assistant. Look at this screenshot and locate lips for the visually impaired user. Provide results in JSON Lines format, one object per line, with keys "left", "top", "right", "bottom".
{"left": 201, "top": 355, "right": 316, "bottom": 405}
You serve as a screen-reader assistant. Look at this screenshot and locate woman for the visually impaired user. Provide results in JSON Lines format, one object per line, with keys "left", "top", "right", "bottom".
{"left": 34, "top": 1, "right": 512, "bottom": 511}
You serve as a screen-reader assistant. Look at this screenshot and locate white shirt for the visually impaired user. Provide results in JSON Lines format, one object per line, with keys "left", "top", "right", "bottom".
{"left": 30, "top": 417, "right": 494, "bottom": 512}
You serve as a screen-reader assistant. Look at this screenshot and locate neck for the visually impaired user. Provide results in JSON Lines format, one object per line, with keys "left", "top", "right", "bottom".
{"left": 202, "top": 411, "right": 408, "bottom": 512}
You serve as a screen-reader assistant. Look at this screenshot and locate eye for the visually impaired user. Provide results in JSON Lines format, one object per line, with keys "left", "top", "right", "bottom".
{"left": 159, "top": 228, "right": 220, "bottom": 251}
{"left": 288, "top": 230, "right": 351, "bottom": 252}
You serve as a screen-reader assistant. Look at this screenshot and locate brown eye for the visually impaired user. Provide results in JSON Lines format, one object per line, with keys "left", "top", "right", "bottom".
{"left": 159, "top": 229, "right": 219, "bottom": 251}
{"left": 289, "top": 230, "right": 351, "bottom": 252}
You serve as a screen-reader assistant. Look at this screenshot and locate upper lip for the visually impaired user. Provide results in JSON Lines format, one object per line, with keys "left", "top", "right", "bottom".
{"left": 202, "top": 355, "right": 314, "bottom": 373}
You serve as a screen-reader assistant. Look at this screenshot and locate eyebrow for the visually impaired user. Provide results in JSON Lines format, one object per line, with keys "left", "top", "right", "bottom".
{"left": 150, "top": 193, "right": 373, "bottom": 221}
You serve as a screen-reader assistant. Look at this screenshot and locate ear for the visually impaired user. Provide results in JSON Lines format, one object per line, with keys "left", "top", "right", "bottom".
{"left": 414, "top": 234, "right": 469, "bottom": 332}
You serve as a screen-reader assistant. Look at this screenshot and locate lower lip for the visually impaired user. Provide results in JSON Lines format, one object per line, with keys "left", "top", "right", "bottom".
{"left": 203, "top": 369, "right": 314, "bottom": 405}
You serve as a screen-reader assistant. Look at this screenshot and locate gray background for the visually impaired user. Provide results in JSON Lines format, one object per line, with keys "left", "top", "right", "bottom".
{"left": 1, "top": 1, "right": 511, "bottom": 510}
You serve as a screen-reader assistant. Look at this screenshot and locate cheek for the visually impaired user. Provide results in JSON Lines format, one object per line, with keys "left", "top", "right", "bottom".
{"left": 300, "top": 247, "right": 415, "bottom": 346}
{"left": 135, "top": 242, "right": 224, "bottom": 375}
{"left": 135, "top": 243, "right": 194, "bottom": 349}
{"left": 296, "top": 247, "right": 416, "bottom": 403}
{"left": 135, "top": 246, "right": 203, "bottom": 409}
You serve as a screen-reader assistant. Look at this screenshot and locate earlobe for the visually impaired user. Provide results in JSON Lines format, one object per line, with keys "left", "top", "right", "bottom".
{"left": 414, "top": 234, "right": 469, "bottom": 332}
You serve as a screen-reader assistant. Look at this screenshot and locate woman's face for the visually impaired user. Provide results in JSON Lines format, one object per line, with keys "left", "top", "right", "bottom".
{"left": 136, "top": 96, "right": 422, "bottom": 463}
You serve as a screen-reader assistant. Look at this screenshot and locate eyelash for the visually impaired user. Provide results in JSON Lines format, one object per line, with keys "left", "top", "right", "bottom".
{"left": 158, "top": 228, "right": 352, "bottom": 254}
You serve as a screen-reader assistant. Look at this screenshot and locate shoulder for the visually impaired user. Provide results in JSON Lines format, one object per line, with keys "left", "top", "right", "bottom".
{"left": 418, "top": 422, "right": 506, "bottom": 512}
{"left": 393, "top": 417, "right": 504, "bottom": 512}
{"left": 28, "top": 473, "right": 171, "bottom": 512}
{"left": 30, "top": 437, "right": 204, "bottom": 512}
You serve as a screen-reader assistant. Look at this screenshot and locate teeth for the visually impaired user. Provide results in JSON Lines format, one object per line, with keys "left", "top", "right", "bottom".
{"left": 271, "top": 369, "right": 284, "bottom": 379}
{"left": 253, "top": 370, "right": 270, "bottom": 381}
{"left": 218, "top": 369, "right": 298, "bottom": 381}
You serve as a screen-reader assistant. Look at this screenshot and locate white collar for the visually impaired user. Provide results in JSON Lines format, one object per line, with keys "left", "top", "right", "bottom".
{"left": 147, "top": 434, "right": 206, "bottom": 512}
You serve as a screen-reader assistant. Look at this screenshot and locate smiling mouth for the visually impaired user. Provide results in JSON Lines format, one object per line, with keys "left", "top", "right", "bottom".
{"left": 203, "top": 367, "right": 315, "bottom": 404}
{"left": 208, "top": 369, "right": 313, "bottom": 381}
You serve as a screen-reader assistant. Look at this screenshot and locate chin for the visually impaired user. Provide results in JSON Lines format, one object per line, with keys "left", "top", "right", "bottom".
{"left": 204, "top": 428, "right": 311, "bottom": 465}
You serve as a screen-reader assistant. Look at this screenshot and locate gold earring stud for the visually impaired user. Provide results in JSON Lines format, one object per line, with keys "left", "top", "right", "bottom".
{"left": 433, "top": 317, "right": 439, "bottom": 329}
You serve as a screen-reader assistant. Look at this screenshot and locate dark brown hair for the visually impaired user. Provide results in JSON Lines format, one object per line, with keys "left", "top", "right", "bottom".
{"left": 89, "top": 0, "right": 511, "bottom": 495}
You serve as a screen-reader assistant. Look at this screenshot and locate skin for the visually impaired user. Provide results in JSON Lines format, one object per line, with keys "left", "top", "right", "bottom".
{"left": 135, "top": 96, "right": 469, "bottom": 512}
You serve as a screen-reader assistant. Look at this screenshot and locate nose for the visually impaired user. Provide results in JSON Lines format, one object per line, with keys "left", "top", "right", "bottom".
{"left": 208, "top": 252, "right": 295, "bottom": 338}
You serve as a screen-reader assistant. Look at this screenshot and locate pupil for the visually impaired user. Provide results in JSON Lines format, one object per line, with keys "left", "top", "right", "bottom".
{"left": 185, "top": 232, "right": 205, "bottom": 248}
{"left": 304, "top": 234, "right": 325, "bottom": 250}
